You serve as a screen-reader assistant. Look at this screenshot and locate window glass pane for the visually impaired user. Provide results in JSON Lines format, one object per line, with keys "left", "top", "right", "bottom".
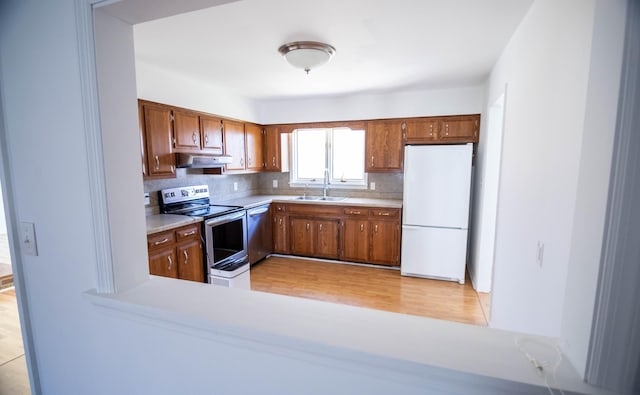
{"left": 296, "top": 129, "right": 326, "bottom": 180}
{"left": 332, "top": 128, "right": 364, "bottom": 181}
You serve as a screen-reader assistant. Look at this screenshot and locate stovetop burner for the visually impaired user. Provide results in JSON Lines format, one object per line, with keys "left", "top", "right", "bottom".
{"left": 160, "top": 185, "right": 244, "bottom": 219}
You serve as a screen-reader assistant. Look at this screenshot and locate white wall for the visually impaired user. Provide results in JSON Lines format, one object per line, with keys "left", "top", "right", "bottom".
{"left": 257, "top": 86, "right": 485, "bottom": 124}
{"left": 560, "top": 0, "right": 626, "bottom": 376}
{"left": 135, "top": 60, "right": 259, "bottom": 123}
{"left": 486, "top": 0, "right": 597, "bottom": 336}
{"left": 469, "top": 91, "right": 505, "bottom": 293}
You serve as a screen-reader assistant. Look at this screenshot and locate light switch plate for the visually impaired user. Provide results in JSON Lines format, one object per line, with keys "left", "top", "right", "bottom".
{"left": 273, "top": 179, "right": 278, "bottom": 188}
{"left": 143, "top": 193, "right": 150, "bottom": 205}
{"left": 370, "top": 182, "right": 376, "bottom": 190}
{"left": 21, "top": 222, "right": 38, "bottom": 256}
{"left": 233, "top": 182, "right": 238, "bottom": 191}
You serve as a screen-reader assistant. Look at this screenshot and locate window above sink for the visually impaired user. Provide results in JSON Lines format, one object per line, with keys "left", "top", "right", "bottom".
{"left": 290, "top": 127, "right": 367, "bottom": 189}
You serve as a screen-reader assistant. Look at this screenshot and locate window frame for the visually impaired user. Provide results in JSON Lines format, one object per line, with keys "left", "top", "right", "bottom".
{"left": 289, "top": 126, "right": 367, "bottom": 189}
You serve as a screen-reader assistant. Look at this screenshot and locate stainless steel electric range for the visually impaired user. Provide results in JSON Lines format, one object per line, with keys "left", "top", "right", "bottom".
{"left": 160, "top": 185, "right": 250, "bottom": 288}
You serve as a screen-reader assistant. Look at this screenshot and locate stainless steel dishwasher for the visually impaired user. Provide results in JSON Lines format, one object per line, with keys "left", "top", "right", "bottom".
{"left": 246, "top": 204, "right": 272, "bottom": 264}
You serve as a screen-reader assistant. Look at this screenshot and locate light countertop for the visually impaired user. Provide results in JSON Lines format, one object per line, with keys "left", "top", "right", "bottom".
{"left": 147, "top": 195, "right": 402, "bottom": 234}
{"left": 216, "top": 195, "right": 403, "bottom": 209}
{"left": 146, "top": 214, "right": 203, "bottom": 235}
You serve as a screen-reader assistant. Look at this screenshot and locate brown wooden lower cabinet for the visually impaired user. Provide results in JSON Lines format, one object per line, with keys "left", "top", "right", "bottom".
{"left": 289, "top": 217, "right": 341, "bottom": 259}
{"left": 147, "top": 223, "right": 204, "bottom": 282}
{"left": 273, "top": 203, "right": 401, "bottom": 267}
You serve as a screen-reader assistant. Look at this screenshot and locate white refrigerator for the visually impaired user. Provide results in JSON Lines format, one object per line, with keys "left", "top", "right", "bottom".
{"left": 401, "top": 144, "right": 473, "bottom": 284}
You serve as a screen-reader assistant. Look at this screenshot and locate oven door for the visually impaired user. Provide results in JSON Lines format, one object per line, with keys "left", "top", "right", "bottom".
{"left": 204, "top": 209, "right": 248, "bottom": 269}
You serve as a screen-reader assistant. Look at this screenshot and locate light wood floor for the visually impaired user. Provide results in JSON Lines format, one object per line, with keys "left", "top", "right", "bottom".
{"left": 251, "top": 256, "right": 488, "bottom": 326}
{"left": 0, "top": 288, "right": 30, "bottom": 395}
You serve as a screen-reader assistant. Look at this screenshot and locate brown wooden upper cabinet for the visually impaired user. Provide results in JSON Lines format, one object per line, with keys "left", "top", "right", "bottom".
{"left": 365, "top": 119, "right": 405, "bottom": 172}
{"left": 223, "top": 119, "right": 246, "bottom": 171}
{"left": 245, "top": 123, "right": 264, "bottom": 171}
{"left": 139, "top": 101, "right": 176, "bottom": 179}
{"left": 200, "top": 115, "right": 224, "bottom": 155}
{"left": 405, "top": 114, "right": 480, "bottom": 144}
{"left": 172, "top": 109, "right": 201, "bottom": 152}
{"left": 439, "top": 115, "right": 480, "bottom": 143}
{"left": 263, "top": 125, "right": 282, "bottom": 172}
{"left": 404, "top": 117, "right": 439, "bottom": 143}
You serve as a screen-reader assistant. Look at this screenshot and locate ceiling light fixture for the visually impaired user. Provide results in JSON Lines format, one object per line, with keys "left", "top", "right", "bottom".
{"left": 278, "top": 41, "right": 336, "bottom": 74}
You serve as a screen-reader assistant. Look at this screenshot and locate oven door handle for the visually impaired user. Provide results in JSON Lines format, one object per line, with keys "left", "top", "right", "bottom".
{"left": 205, "top": 210, "right": 245, "bottom": 226}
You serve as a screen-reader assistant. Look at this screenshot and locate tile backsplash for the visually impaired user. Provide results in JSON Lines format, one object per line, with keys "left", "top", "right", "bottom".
{"left": 144, "top": 169, "right": 403, "bottom": 215}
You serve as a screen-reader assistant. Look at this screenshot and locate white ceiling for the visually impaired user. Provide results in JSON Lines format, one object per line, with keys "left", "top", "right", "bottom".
{"left": 123, "top": 0, "right": 533, "bottom": 101}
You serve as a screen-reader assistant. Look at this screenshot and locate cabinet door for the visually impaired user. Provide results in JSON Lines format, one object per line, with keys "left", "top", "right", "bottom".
{"left": 245, "top": 123, "right": 264, "bottom": 171}
{"left": 405, "top": 118, "right": 439, "bottom": 144}
{"left": 263, "top": 126, "right": 281, "bottom": 171}
{"left": 272, "top": 214, "right": 289, "bottom": 254}
{"left": 148, "top": 247, "right": 178, "bottom": 278}
{"left": 341, "top": 219, "right": 369, "bottom": 262}
{"left": 290, "top": 217, "right": 315, "bottom": 257}
{"left": 369, "top": 220, "right": 400, "bottom": 266}
{"left": 223, "top": 119, "right": 246, "bottom": 170}
{"left": 315, "top": 220, "right": 340, "bottom": 259}
{"left": 173, "top": 109, "right": 200, "bottom": 152}
{"left": 142, "top": 103, "right": 176, "bottom": 178}
{"left": 200, "top": 115, "right": 224, "bottom": 154}
{"left": 439, "top": 115, "right": 480, "bottom": 143}
{"left": 177, "top": 239, "right": 204, "bottom": 282}
{"left": 365, "top": 120, "right": 404, "bottom": 172}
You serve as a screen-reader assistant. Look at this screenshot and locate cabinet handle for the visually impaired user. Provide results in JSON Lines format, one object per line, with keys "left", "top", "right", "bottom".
{"left": 360, "top": 224, "right": 364, "bottom": 232}
{"left": 248, "top": 157, "right": 252, "bottom": 166}
{"left": 429, "top": 124, "right": 433, "bottom": 136}
{"left": 371, "top": 156, "right": 374, "bottom": 166}
{"left": 192, "top": 132, "right": 197, "bottom": 143}
{"left": 279, "top": 218, "right": 283, "bottom": 225}
{"left": 350, "top": 210, "right": 361, "bottom": 215}
{"left": 306, "top": 223, "right": 310, "bottom": 231}
{"left": 182, "top": 230, "right": 196, "bottom": 237}
{"left": 154, "top": 238, "right": 169, "bottom": 246}
{"left": 240, "top": 158, "right": 244, "bottom": 167}
{"left": 378, "top": 212, "right": 390, "bottom": 216}
{"left": 319, "top": 223, "right": 323, "bottom": 231}
{"left": 205, "top": 134, "right": 209, "bottom": 145}
{"left": 170, "top": 165, "right": 175, "bottom": 174}
{"left": 167, "top": 255, "right": 173, "bottom": 271}
{"left": 374, "top": 224, "right": 379, "bottom": 233}
{"left": 183, "top": 250, "right": 188, "bottom": 265}
{"left": 445, "top": 124, "right": 449, "bottom": 136}
{"left": 154, "top": 155, "right": 160, "bottom": 170}
{"left": 272, "top": 157, "right": 276, "bottom": 166}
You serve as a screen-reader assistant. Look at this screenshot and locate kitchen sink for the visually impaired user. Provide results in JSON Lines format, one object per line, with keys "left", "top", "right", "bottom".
{"left": 293, "top": 196, "right": 347, "bottom": 202}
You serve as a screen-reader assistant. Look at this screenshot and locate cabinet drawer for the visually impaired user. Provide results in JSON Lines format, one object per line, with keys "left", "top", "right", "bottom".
{"left": 147, "top": 230, "right": 176, "bottom": 250}
{"left": 343, "top": 207, "right": 368, "bottom": 217}
{"left": 369, "top": 208, "right": 400, "bottom": 218}
{"left": 176, "top": 224, "right": 200, "bottom": 241}
{"left": 288, "top": 203, "right": 341, "bottom": 217}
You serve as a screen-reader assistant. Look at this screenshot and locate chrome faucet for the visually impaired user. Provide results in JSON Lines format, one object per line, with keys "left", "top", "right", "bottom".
{"left": 323, "top": 168, "right": 330, "bottom": 198}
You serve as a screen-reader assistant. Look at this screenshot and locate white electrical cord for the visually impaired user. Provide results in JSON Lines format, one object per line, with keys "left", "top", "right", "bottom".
{"left": 515, "top": 337, "right": 566, "bottom": 395}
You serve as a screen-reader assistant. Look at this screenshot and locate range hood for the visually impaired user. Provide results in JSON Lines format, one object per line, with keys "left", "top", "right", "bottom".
{"left": 175, "top": 153, "right": 232, "bottom": 168}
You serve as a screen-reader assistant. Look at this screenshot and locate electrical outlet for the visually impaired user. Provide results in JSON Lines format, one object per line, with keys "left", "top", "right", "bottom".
{"left": 370, "top": 182, "right": 376, "bottom": 190}
{"left": 233, "top": 182, "right": 238, "bottom": 192}
{"left": 21, "top": 222, "right": 38, "bottom": 256}
{"left": 536, "top": 241, "right": 544, "bottom": 267}
{"left": 273, "top": 179, "right": 278, "bottom": 188}
{"left": 143, "top": 192, "right": 150, "bottom": 205}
